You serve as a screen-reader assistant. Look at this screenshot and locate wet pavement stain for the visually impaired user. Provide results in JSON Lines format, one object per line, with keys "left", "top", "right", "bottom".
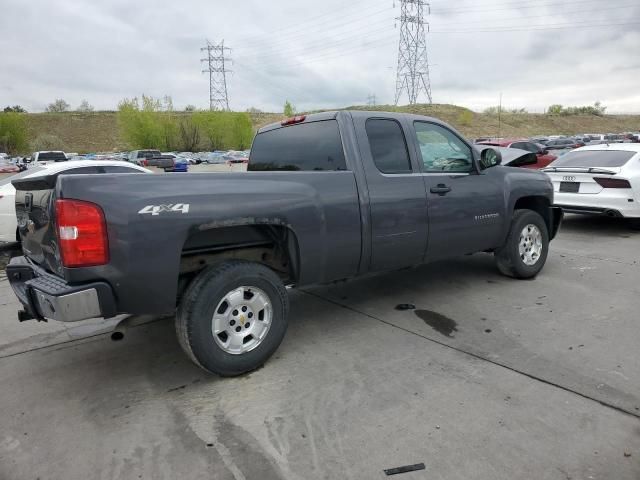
{"left": 415, "top": 310, "right": 458, "bottom": 337}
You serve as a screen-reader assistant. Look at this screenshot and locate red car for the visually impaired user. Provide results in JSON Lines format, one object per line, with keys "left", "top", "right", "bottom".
{"left": 0, "top": 162, "right": 20, "bottom": 174}
{"left": 476, "top": 139, "right": 557, "bottom": 169}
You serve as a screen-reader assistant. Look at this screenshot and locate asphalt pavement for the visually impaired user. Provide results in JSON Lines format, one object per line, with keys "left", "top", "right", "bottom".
{"left": 0, "top": 215, "right": 638, "bottom": 480}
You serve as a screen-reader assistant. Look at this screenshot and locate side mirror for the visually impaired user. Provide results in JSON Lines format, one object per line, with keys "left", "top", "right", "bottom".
{"left": 480, "top": 148, "right": 502, "bottom": 169}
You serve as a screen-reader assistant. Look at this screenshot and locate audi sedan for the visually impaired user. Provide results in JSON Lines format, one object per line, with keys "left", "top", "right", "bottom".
{"left": 542, "top": 144, "right": 640, "bottom": 228}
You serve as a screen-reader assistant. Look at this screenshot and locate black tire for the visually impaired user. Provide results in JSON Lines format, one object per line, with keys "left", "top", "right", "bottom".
{"left": 495, "top": 209, "right": 549, "bottom": 279}
{"left": 176, "top": 260, "right": 289, "bottom": 376}
{"left": 629, "top": 218, "right": 640, "bottom": 231}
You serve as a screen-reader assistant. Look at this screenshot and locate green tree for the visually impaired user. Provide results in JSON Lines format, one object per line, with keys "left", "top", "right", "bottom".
{"left": 547, "top": 104, "right": 563, "bottom": 115}
{"left": 283, "top": 100, "right": 295, "bottom": 117}
{"left": 184, "top": 104, "right": 197, "bottom": 112}
{"left": 46, "top": 99, "right": 70, "bottom": 113}
{"left": 0, "top": 112, "right": 29, "bottom": 154}
{"left": 3, "top": 105, "right": 26, "bottom": 113}
{"left": 178, "top": 116, "right": 201, "bottom": 151}
{"left": 76, "top": 100, "right": 94, "bottom": 112}
{"left": 192, "top": 111, "right": 253, "bottom": 150}
{"left": 117, "top": 96, "right": 163, "bottom": 149}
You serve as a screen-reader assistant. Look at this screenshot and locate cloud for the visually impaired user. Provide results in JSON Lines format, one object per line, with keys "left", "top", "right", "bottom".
{"left": 0, "top": 0, "right": 638, "bottom": 113}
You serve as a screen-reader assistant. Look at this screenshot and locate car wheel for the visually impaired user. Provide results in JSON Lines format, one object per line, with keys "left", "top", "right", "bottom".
{"left": 495, "top": 209, "right": 549, "bottom": 279}
{"left": 629, "top": 218, "right": 640, "bottom": 230}
{"left": 176, "top": 260, "right": 289, "bottom": 376}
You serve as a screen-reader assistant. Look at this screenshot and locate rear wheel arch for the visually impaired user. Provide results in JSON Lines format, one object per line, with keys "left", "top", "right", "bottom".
{"left": 176, "top": 223, "right": 301, "bottom": 303}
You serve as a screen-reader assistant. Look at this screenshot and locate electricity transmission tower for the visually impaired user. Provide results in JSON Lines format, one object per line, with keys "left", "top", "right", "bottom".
{"left": 394, "top": 0, "right": 432, "bottom": 105}
{"left": 200, "top": 40, "right": 232, "bottom": 111}
{"left": 367, "top": 93, "right": 377, "bottom": 106}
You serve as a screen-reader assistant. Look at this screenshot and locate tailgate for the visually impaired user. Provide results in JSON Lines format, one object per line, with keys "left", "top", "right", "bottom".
{"left": 147, "top": 156, "right": 174, "bottom": 168}
{"left": 13, "top": 176, "right": 62, "bottom": 274}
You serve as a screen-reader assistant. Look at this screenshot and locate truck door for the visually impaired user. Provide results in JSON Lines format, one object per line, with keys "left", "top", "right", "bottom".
{"left": 409, "top": 120, "right": 504, "bottom": 260}
{"left": 353, "top": 116, "right": 428, "bottom": 272}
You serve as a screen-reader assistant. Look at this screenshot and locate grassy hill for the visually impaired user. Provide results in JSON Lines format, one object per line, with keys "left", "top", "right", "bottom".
{"left": 22, "top": 105, "right": 640, "bottom": 154}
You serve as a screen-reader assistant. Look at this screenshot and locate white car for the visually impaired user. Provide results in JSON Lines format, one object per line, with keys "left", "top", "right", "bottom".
{"left": 543, "top": 144, "right": 640, "bottom": 228}
{"left": 0, "top": 160, "right": 150, "bottom": 243}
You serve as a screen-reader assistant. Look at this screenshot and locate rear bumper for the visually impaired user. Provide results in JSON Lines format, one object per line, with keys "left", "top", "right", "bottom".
{"left": 554, "top": 192, "right": 640, "bottom": 218}
{"left": 6, "top": 256, "right": 117, "bottom": 322}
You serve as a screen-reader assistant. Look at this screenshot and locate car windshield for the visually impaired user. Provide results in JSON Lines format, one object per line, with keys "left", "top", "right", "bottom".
{"left": 549, "top": 150, "right": 635, "bottom": 168}
{"left": 0, "top": 166, "right": 46, "bottom": 186}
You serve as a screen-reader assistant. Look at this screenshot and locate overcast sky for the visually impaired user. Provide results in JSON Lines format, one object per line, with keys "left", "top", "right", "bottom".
{"left": 1, "top": 0, "right": 639, "bottom": 113}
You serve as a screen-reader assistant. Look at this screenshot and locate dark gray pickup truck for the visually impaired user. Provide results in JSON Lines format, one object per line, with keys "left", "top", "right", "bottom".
{"left": 7, "top": 111, "right": 562, "bottom": 375}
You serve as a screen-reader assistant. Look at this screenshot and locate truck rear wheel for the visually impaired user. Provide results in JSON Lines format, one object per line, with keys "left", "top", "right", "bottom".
{"left": 176, "top": 260, "right": 289, "bottom": 376}
{"left": 495, "top": 209, "right": 549, "bottom": 279}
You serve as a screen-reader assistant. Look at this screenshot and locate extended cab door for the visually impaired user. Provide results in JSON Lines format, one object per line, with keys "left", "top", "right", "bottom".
{"left": 408, "top": 120, "right": 505, "bottom": 260}
{"left": 352, "top": 115, "right": 428, "bottom": 272}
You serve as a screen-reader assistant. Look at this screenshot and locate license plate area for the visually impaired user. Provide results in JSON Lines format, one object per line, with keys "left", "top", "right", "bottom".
{"left": 560, "top": 182, "right": 580, "bottom": 193}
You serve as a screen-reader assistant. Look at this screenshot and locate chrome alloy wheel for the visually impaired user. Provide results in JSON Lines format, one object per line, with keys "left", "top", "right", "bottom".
{"left": 518, "top": 224, "right": 543, "bottom": 266}
{"left": 211, "top": 286, "right": 273, "bottom": 355}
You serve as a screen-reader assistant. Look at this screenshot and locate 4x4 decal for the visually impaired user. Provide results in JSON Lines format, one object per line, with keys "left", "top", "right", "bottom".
{"left": 138, "top": 204, "right": 190, "bottom": 216}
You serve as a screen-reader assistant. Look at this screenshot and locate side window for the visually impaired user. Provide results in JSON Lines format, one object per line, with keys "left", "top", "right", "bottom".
{"left": 365, "top": 119, "right": 412, "bottom": 174}
{"left": 413, "top": 122, "right": 473, "bottom": 173}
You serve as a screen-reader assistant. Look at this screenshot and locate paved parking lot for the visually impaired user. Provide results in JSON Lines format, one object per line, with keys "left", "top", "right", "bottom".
{"left": 0, "top": 215, "right": 639, "bottom": 480}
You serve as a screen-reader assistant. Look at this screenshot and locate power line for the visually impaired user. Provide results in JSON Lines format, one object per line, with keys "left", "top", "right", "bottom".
{"left": 395, "top": 0, "right": 432, "bottom": 105}
{"left": 432, "top": 0, "right": 622, "bottom": 14}
{"left": 230, "top": 0, "right": 388, "bottom": 44}
{"left": 430, "top": 20, "right": 640, "bottom": 34}
{"left": 200, "top": 39, "right": 232, "bottom": 111}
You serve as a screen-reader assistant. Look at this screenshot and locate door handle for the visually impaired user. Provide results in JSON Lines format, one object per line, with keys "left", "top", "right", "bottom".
{"left": 430, "top": 184, "right": 451, "bottom": 195}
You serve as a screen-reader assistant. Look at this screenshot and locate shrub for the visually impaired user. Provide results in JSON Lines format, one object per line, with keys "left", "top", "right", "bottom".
{"left": 0, "top": 112, "right": 29, "bottom": 154}
{"left": 284, "top": 100, "right": 295, "bottom": 117}
{"left": 30, "top": 134, "right": 66, "bottom": 152}
{"left": 192, "top": 111, "right": 253, "bottom": 150}
{"left": 457, "top": 110, "right": 473, "bottom": 127}
{"left": 117, "top": 96, "right": 253, "bottom": 151}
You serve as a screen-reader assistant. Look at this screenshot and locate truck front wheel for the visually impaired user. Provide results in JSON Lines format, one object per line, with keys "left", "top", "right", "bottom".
{"left": 495, "top": 209, "right": 549, "bottom": 279}
{"left": 176, "top": 260, "right": 289, "bottom": 376}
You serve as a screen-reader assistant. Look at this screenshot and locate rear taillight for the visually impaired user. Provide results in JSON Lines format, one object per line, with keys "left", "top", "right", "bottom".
{"left": 55, "top": 199, "right": 109, "bottom": 267}
{"left": 142, "top": 159, "right": 149, "bottom": 166}
{"left": 594, "top": 177, "right": 631, "bottom": 189}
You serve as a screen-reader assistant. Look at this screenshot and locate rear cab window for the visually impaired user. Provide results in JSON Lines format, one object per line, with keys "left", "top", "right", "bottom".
{"left": 249, "top": 120, "right": 347, "bottom": 171}
{"left": 550, "top": 150, "right": 636, "bottom": 168}
{"left": 37, "top": 152, "right": 67, "bottom": 162}
{"left": 137, "top": 150, "right": 161, "bottom": 159}
{"left": 365, "top": 119, "right": 412, "bottom": 174}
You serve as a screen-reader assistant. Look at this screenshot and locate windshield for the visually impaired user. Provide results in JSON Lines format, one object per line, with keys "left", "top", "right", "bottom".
{"left": 0, "top": 166, "right": 46, "bottom": 186}
{"left": 549, "top": 150, "right": 635, "bottom": 168}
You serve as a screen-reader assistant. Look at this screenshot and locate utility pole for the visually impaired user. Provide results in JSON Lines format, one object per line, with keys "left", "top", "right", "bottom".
{"left": 200, "top": 40, "right": 232, "bottom": 111}
{"left": 394, "top": 0, "right": 432, "bottom": 105}
{"left": 497, "top": 92, "right": 502, "bottom": 139}
{"left": 367, "top": 93, "right": 377, "bottom": 107}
